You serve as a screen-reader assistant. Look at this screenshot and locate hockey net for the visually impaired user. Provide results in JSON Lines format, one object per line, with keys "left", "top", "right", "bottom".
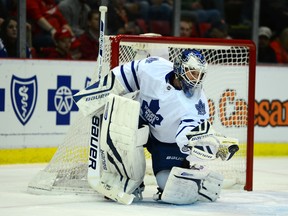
{"left": 27, "top": 35, "right": 256, "bottom": 194}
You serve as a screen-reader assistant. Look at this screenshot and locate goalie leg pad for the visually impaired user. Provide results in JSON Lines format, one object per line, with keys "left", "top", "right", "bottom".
{"left": 160, "top": 168, "right": 199, "bottom": 205}
{"left": 197, "top": 171, "right": 223, "bottom": 202}
{"left": 96, "top": 94, "right": 149, "bottom": 203}
{"left": 155, "top": 166, "right": 223, "bottom": 205}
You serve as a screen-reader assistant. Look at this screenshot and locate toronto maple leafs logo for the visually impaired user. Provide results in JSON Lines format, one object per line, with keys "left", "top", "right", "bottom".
{"left": 195, "top": 99, "right": 206, "bottom": 115}
{"left": 141, "top": 99, "right": 163, "bottom": 127}
{"left": 145, "top": 57, "right": 158, "bottom": 64}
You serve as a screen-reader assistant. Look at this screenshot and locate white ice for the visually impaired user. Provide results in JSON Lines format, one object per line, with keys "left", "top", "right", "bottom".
{"left": 1, "top": 157, "right": 288, "bottom": 216}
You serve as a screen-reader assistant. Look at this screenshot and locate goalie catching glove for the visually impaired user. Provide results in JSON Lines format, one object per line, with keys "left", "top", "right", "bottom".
{"left": 186, "top": 121, "right": 239, "bottom": 163}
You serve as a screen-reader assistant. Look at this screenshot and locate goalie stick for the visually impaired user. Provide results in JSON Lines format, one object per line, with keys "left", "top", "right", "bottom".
{"left": 84, "top": 6, "right": 134, "bottom": 205}
{"left": 96, "top": 182, "right": 135, "bottom": 205}
{"left": 86, "top": 5, "right": 107, "bottom": 191}
{"left": 73, "top": 5, "right": 114, "bottom": 117}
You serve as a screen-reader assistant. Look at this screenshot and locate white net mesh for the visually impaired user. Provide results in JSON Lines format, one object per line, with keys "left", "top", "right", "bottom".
{"left": 28, "top": 35, "right": 255, "bottom": 194}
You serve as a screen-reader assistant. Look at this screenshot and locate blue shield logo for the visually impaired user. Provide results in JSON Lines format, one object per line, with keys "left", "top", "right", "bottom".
{"left": 11, "top": 75, "right": 38, "bottom": 125}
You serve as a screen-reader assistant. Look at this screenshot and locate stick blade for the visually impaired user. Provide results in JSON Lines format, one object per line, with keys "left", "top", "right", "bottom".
{"left": 93, "top": 181, "right": 135, "bottom": 205}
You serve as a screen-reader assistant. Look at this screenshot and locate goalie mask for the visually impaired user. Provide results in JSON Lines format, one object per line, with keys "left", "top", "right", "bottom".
{"left": 174, "top": 49, "right": 207, "bottom": 97}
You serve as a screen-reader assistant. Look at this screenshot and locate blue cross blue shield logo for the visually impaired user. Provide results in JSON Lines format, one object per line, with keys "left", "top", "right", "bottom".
{"left": 48, "top": 76, "right": 78, "bottom": 125}
{"left": 10, "top": 75, "right": 38, "bottom": 125}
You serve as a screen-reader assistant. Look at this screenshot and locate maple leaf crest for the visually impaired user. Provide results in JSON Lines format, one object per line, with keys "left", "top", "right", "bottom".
{"left": 195, "top": 99, "right": 206, "bottom": 115}
{"left": 141, "top": 99, "right": 163, "bottom": 127}
{"left": 145, "top": 57, "right": 158, "bottom": 64}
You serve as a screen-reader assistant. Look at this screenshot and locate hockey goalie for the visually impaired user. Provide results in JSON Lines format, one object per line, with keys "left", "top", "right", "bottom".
{"left": 74, "top": 49, "right": 239, "bottom": 205}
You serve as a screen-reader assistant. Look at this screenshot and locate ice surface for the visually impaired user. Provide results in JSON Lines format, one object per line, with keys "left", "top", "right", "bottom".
{"left": 0, "top": 157, "right": 287, "bottom": 216}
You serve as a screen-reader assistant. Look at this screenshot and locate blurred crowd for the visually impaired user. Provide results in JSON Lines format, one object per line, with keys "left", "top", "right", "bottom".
{"left": 0, "top": 0, "right": 287, "bottom": 64}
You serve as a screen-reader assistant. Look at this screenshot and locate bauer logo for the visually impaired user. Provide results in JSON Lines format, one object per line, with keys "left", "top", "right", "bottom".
{"left": 10, "top": 75, "right": 37, "bottom": 125}
{"left": 192, "top": 146, "right": 214, "bottom": 160}
{"left": 73, "top": 73, "right": 114, "bottom": 103}
{"left": 166, "top": 156, "right": 183, "bottom": 161}
{"left": 48, "top": 76, "right": 79, "bottom": 125}
{"left": 180, "top": 172, "right": 194, "bottom": 177}
{"left": 89, "top": 115, "right": 101, "bottom": 170}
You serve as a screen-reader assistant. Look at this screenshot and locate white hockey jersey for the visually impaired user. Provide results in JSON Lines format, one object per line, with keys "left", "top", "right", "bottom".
{"left": 112, "top": 57, "right": 209, "bottom": 154}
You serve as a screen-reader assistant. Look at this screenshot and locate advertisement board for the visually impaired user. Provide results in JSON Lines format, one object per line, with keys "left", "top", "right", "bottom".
{"left": 0, "top": 60, "right": 287, "bottom": 161}
{"left": 0, "top": 59, "right": 94, "bottom": 148}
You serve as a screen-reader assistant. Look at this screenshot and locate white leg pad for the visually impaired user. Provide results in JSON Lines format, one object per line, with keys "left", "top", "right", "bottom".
{"left": 161, "top": 167, "right": 199, "bottom": 204}
{"left": 98, "top": 94, "right": 149, "bottom": 201}
{"left": 197, "top": 171, "right": 224, "bottom": 202}
{"left": 159, "top": 166, "right": 223, "bottom": 205}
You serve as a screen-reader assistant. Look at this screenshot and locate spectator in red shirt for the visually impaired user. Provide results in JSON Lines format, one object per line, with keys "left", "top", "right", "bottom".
{"left": 70, "top": 37, "right": 82, "bottom": 60}
{"left": 270, "top": 28, "right": 288, "bottom": 64}
{"left": 257, "top": 26, "right": 277, "bottom": 63}
{"left": 26, "top": 0, "right": 73, "bottom": 49}
{"left": 78, "top": 10, "right": 99, "bottom": 60}
{"left": 38, "top": 28, "right": 73, "bottom": 60}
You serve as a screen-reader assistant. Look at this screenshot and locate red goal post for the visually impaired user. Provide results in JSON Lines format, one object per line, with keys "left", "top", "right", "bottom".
{"left": 27, "top": 35, "right": 256, "bottom": 194}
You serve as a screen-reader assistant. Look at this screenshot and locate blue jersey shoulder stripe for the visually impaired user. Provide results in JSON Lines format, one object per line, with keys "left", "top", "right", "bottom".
{"left": 179, "top": 119, "right": 195, "bottom": 124}
{"left": 131, "top": 61, "right": 140, "bottom": 90}
{"left": 175, "top": 124, "right": 195, "bottom": 138}
{"left": 120, "top": 65, "right": 133, "bottom": 92}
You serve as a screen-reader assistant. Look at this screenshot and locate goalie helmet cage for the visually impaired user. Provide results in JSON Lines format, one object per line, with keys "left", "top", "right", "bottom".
{"left": 27, "top": 35, "right": 255, "bottom": 195}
